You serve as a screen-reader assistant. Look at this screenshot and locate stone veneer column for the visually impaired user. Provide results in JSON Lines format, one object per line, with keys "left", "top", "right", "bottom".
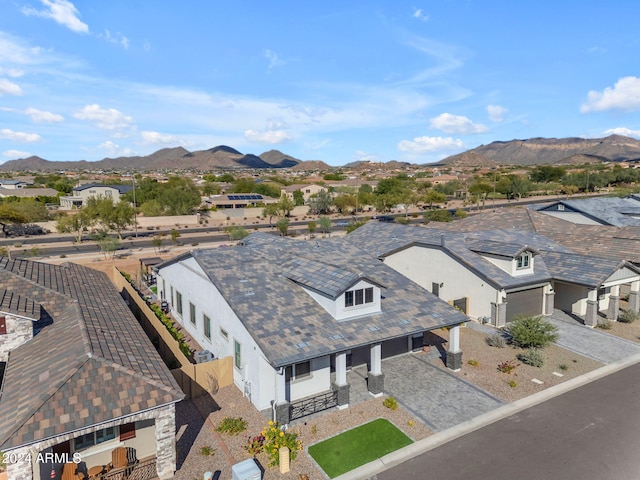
{"left": 155, "top": 403, "right": 177, "bottom": 480}
{"left": 629, "top": 280, "right": 640, "bottom": 313}
{"left": 445, "top": 325, "right": 462, "bottom": 371}
{"left": 544, "top": 289, "right": 555, "bottom": 316}
{"left": 5, "top": 445, "right": 36, "bottom": 480}
{"left": 274, "top": 368, "right": 290, "bottom": 424}
{"left": 332, "top": 352, "right": 349, "bottom": 409}
{"left": 584, "top": 288, "right": 598, "bottom": 327}
{"left": 607, "top": 285, "right": 620, "bottom": 321}
{"left": 368, "top": 344, "right": 384, "bottom": 396}
{"left": 491, "top": 302, "right": 507, "bottom": 328}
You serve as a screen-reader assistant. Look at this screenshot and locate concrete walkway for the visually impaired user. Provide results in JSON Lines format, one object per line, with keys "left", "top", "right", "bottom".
{"left": 548, "top": 310, "right": 640, "bottom": 364}
{"left": 353, "top": 354, "right": 504, "bottom": 432}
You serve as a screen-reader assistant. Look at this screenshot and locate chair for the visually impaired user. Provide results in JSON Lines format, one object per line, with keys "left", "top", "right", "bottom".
{"left": 111, "top": 447, "right": 128, "bottom": 470}
{"left": 61, "top": 462, "right": 86, "bottom": 480}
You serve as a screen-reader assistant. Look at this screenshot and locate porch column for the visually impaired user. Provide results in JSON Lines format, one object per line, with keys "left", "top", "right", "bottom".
{"left": 332, "top": 352, "right": 350, "bottom": 409}
{"left": 544, "top": 286, "right": 555, "bottom": 316}
{"left": 368, "top": 343, "right": 384, "bottom": 396}
{"left": 445, "top": 325, "right": 463, "bottom": 371}
{"left": 274, "top": 369, "right": 290, "bottom": 424}
{"left": 629, "top": 280, "right": 640, "bottom": 313}
{"left": 585, "top": 288, "right": 598, "bottom": 327}
{"left": 607, "top": 284, "right": 620, "bottom": 321}
{"left": 5, "top": 446, "right": 34, "bottom": 480}
{"left": 155, "top": 403, "right": 177, "bottom": 480}
{"left": 492, "top": 290, "right": 507, "bottom": 327}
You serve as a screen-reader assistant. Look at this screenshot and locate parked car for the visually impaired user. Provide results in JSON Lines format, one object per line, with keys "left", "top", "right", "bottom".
{"left": 377, "top": 215, "right": 395, "bottom": 222}
{"left": 334, "top": 221, "right": 351, "bottom": 227}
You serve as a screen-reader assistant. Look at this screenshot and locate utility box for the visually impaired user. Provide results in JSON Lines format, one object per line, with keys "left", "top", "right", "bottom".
{"left": 231, "top": 459, "right": 261, "bottom": 480}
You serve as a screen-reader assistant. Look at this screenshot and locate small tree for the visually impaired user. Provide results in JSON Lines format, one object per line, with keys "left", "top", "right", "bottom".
{"left": 151, "top": 235, "right": 164, "bottom": 254}
{"left": 262, "top": 203, "right": 280, "bottom": 227}
{"left": 277, "top": 195, "right": 295, "bottom": 217}
{"left": 276, "top": 217, "right": 290, "bottom": 236}
{"left": 224, "top": 226, "right": 248, "bottom": 241}
{"left": 169, "top": 228, "right": 181, "bottom": 246}
{"left": 423, "top": 209, "right": 452, "bottom": 223}
{"left": 318, "top": 216, "right": 332, "bottom": 235}
{"left": 307, "top": 221, "right": 316, "bottom": 235}
{"left": 508, "top": 315, "right": 558, "bottom": 349}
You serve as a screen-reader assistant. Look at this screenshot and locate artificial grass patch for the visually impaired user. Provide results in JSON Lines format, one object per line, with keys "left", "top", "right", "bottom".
{"left": 308, "top": 418, "right": 413, "bottom": 478}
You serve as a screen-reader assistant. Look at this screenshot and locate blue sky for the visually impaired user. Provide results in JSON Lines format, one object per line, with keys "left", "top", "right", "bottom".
{"left": 1, "top": 1, "right": 640, "bottom": 166}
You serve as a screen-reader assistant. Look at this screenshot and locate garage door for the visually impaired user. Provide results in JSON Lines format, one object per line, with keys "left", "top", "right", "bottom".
{"left": 506, "top": 287, "right": 544, "bottom": 322}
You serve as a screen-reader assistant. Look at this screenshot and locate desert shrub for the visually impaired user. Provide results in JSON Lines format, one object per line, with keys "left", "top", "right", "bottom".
{"left": 485, "top": 333, "right": 506, "bottom": 348}
{"left": 215, "top": 417, "right": 247, "bottom": 435}
{"left": 383, "top": 396, "right": 399, "bottom": 410}
{"left": 517, "top": 348, "right": 545, "bottom": 368}
{"left": 497, "top": 359, "right": 519, "bottom": 374}
{"left": 199, "top": 446, "right": 215, "bottom": 456}
{"left": 597, "top": 320, "right": 612, "bottom": 330}
{"left": 559, "top": 363, "right": 569, "bottom": 371}
{"left": 508, "top": 380, "right": 518, "bottom": 388}
{"left": 508, "top": 315, "right": 558, "bottom": 349}
{"left": 255, "top": 421, "right": 302, "bottom": 467}
{"left": 618, "top": 309, "right": 639, "bottom": 323}
{"left": 467, "top": 359, "right": 480, "bottom": 367}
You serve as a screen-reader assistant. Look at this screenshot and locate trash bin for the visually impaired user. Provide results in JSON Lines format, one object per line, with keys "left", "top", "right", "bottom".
{"left": 231, "top": 458, "right": 261, "bottom": 480}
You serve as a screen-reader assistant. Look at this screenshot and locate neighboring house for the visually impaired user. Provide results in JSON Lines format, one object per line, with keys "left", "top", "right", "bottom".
{"left": 204, "top": 193, "right": 278, "bottom": 210}
{"left": 530, "top": 194, "right": 640, "bottom": 226}
{"left": 0, "top": 187, "right": 59, "bottom": 199}
{"left": 0, "top": 258, "right": 184, "bottom": 480}
{"left": 280, "top": 184, "right": 328, "bottom": 204}
{"left": 0, "top": 179, "right": 31, "bottom": 189}
{"left": 346, "top": 222, "right": 640, "bottom": 327}
{"left": 154, "top": 232, "right": 468, "bottom": 424}
{"left": 59, "top": 183, "right": 133, "bottom": 209}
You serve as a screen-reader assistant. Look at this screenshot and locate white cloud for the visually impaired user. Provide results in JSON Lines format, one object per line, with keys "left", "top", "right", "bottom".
{"left": 264, "top": 49, "right": 284, "bottom": 70}
{"left": 0, "top": 129, "right": 42, "bottom": 143}
{"left": 140, "top": 131, "right": 179, "bottom": 145}
{"left": 0, "top": 78, "right": 23, "bottom": 96}
{"left": 98, "top": 29, "right": 129, "bottom": 49}
{"left": 430, "top": 113, "right": 488, "bottom": 134}
{"left": 398, "top": 136, "right": 464, "bottom": 154}
{"left": 581, "top": 76, "right": 640, "bottom": 113}
{"left": 97, "top": 140, "right": 133, "bottom": 157}
{"left": 0, "top": 68, "right": 25, "bottom": 78}
{"left": 412, "top": 8, "right": 429, "bottom": 21}
{"left": 3, "top": 149, "right": 31, "bottom": 158}
{"left": 604, "top": 127, "right": 640, "bottom": 138}
{"left": 73, "top": 104, "right": 134, "bottom": 130}
{"left": 487, "top": 104, "right": 508, "bottom": 122}
{"left": 25, "top": 107, "right": 64, "bottom": 123}
{"left": 244, "top": 129, "right": 292, "bottom": 144}
{"left": 22, "top": 0, "right": 89, "bottom": 34}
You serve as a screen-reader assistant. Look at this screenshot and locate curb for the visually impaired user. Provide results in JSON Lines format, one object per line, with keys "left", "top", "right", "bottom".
{"left": 334, "top": 351, "right": 640, "bottom": 480}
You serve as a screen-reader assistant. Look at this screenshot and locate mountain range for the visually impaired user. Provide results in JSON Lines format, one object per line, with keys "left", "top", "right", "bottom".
{"left": 1, "top": 134, "right": 639, "bottom": 172}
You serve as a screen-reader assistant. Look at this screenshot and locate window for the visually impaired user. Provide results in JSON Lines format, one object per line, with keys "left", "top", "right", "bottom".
{"left": 344, "top": 286, "right": 375, "bottom": 307}
{"left": 558, "top": 204, "right": 565, "bottom": 211}
{"left": 285, "top": 361, "right": 311, "bottom": 381}
{"left": 74, "top": 427, "right": 116, "bottom": 450}
{"left": 176, "top": 291, "right": 183, "bottom": 315}
{"left": 170, "top": 286, "right": 174, "bottom": 305}
{"left": 189, "top": 302, "right": 196, "bottom": 325}
{"left": 234, "top": 340, "right": 242, "bottom": 369}
{"left": 203, "top": 314, "right": 211, "bottom": 340}
{"left": 516, "top": 253, "right": 531, "bottom": 269}
{"left": 220, "top": 327, "right": 228, "bottom": 340}
{"left": 0, "top": 317, "right": 6, "bottom": 335}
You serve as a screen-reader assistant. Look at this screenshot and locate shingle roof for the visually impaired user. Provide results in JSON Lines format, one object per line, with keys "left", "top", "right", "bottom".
{"left": 282, "top": 258, "right": 365, "bottom": 298}
{"left": 0, "top": 288, "right": 40, "bottom": 319}
{"left": 538, "top": 251, "right": 634, "bottom": 287}
{"left": 164, "top": 233, "right": 468, "bottom": 368}
{"left": 532, "top": 196, "right": 640, "bottom": 227}
{"left": 0, "top": 258, "right": 183, "bottom": 450}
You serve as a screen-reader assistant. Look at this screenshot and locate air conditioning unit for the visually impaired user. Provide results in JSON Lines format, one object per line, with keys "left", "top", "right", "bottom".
{"left": 194, "top": 350, "right": 213, "bottom": 364}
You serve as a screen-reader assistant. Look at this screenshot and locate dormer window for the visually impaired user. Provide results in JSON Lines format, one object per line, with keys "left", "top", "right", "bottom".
{"left": 516, "top": 253, "right": 531, "bottom": 269}
{"left": 345, "top": 287, "right": 374, "bottom": 307}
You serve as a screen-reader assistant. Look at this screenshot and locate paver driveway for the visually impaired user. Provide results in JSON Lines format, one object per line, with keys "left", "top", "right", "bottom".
{"left": 356, "top": 354, "right": 504, "bottom": 432}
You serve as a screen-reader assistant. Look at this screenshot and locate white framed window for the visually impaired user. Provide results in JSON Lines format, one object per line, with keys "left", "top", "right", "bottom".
{"left": 203, "top": 314, "right": 211, "bottom": 339}
{"left": 516, "top": 253, "right": 531, "bottom": 269}
{"left": 234, "top": 340, "right": 242, "bottom": 369}
{"left": 220, "top": 327, "right": 228, "bottom": 340}
{"left": 74, "top": 427, "right": 116, "bottom": 451}
{"left": 345, "top": 286, "right": 374, "bottom": 307}
{"left": 176, "top": 291, "right": 183, "bottom": 315}
{"left": 189, "top": 302, "right": 196, "bottom": 325}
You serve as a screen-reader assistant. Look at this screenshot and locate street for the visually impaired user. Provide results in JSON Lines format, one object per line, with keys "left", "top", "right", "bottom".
{"left": 376, "top": 362, "right": 640, "bottom": 480}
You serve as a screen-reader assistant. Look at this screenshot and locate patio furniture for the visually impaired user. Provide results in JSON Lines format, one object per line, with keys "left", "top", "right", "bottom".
{"left": 61, "top": 462, "right": 86, "bottom": 480}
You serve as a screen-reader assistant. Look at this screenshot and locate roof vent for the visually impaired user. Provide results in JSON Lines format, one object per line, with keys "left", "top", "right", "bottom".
{"left": 368, "top": 326, "right": 380, "bottom": 332}
{"left": 329, "top": 334, "right": 344, "bottom": 340}
{"left": 295, "top": 341, "right": 310, "bottom": 349}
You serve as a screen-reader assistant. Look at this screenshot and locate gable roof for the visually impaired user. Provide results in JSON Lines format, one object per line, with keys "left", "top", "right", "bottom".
{"left": 532, "top": 196, "right": 640, "bottom": 227}
{"left": 0, "top": 288, "right": 40, "bottom": 320}
{"left": 346, "top": 222, "right": 633, "bottom": 290}
{"left": 157, "top": 233, "right": 468, "bottom": 368}
{"left": 0, "top": 258, "right": 183, "bottom": 450}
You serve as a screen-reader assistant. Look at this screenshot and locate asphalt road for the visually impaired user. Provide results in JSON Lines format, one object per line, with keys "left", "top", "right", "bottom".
{"left": 376, "top": 362, "right": 640, "bottom": 480}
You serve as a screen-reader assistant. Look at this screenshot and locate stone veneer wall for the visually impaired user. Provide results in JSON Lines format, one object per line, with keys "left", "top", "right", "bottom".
{"left": 4, "top": 403, "right": 178, "bottom": 480}
{"left": 0, "top": 315, "right": 33, "bottom": 362}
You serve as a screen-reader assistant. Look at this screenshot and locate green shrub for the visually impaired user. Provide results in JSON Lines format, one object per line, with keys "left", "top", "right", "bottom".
{"left": 383, "top": 396, "right": 399, "bottom": 410}
{"left": 517, "top": 348, "right": 545, "bottom": 368}
{"left": 215, "top": 417, "right": 247, "bottom": 435}
{"left": 467, "top": 359, "right": 480, "bottom": 367}
{"left": 559, "top": 363, "right": 569, "bottom": 371}
{"left": 508, "top": 315, "right": 558, "bottom": 348}
{"left": 260, "top": 421, "right": 302, "bottom": 467}
{"left": 618, "top": 309, "right": 639, "bottom": 323}
{"left": 597, "top": 320, "right": 612, "bottom": 330}
{"left": 507, "top": 380, "right": 518, "bottom": 388}
{"left": 485, "top": 333, "right": 506, "bottom": 348}
{"left": 199, "top": 446, "right": 215, "bottom": 456}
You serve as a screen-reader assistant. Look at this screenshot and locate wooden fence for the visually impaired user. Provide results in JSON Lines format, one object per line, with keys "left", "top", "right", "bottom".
{"left": 113, "top": 267, "right": 233, "bottom": 399}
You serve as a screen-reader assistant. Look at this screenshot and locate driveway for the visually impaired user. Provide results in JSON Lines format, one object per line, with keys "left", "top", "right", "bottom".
{"left": 355, "top": 354, "right": 504, "bottom": 432}
{"left": 548, "top": 310, "right": 640, "bottom": 364}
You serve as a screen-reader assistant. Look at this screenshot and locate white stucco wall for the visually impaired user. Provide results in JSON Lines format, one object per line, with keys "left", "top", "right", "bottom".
{"left": 305, "top": 280, "right": 381, "bottom": 320}
{"left": 73, "top": 420, "right": 155, "bottom": 466}
{"left": 289, "top": 355, "right": 331, "bottom": 400}
{"left": 384, "top": 246, "right": 498, "bottom": 319}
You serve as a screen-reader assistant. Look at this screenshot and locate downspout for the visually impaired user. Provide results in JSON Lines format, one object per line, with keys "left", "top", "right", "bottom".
{"left": 272, "top": 366, "right": 285, "bottom": 422}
